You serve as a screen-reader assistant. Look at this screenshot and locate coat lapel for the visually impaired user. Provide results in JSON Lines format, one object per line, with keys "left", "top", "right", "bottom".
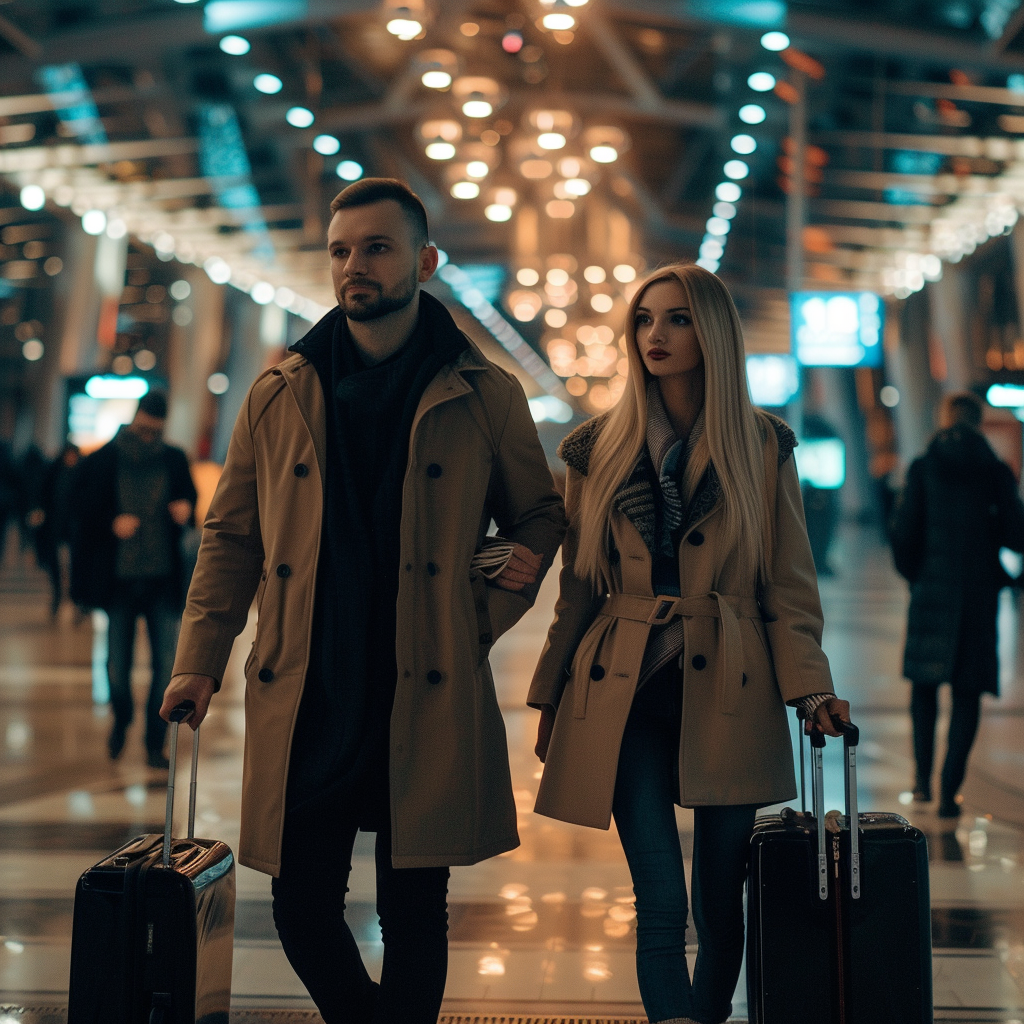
{"left": 280, "top": 357, "right": 328, "bottom": 484}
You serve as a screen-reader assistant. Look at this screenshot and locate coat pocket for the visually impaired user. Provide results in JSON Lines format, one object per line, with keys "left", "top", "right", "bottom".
{"left": 568, "top": 617, "right": 611, "bottom": 719}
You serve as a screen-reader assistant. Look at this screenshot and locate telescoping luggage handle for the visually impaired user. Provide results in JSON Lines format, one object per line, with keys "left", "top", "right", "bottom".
{"left": 797, "top": 707, "right": 861, "bottom": 901}
{"left": 163, "top": 700, "right": 200, "bottom": 867}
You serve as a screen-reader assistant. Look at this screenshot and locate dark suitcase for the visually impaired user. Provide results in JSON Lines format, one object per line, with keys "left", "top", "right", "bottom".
{"left": 68, "top": 701, "right": 235, "bottom": 1024}
{"left": 746, "top": 713, "right": 933, "bottom": 1024}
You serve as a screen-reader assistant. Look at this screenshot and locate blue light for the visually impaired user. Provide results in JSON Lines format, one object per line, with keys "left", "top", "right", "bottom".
{"left": 254, "top": 73, "right": 283, "bottom": 94}
{"left": 795, "top": 438, "right": 845, "bottom": 489}
{"left": 35, "top": 64, "right": 107, "bottom": 146}
{"left": 205, "top": 0, "right": 307, "bottom": 33}
{"left": 313, "top": 134, "right": 341, "bottom": 155}
{"left": 336, "top": 160, "right": 363, "bottom": 181}
{"left": 746, "top": 354, "right": 799, "bottom": 407}
{"left": 987, "top": 383, "right": 1024, "bottom": 407}
{"left": 219, "top": 35, "right": 251, "bottom": 55}
{"left": 791, "top": 292, "right": 884, "bottom": 368}
{"left": 286, "top": 106, "right": 314, "bottom": 128}
{"left": 84, "top": 375, "right": 150, "bottom": 400}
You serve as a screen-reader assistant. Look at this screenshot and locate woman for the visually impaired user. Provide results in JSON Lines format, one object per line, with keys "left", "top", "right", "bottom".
{"left": 528, "top": 264, "right": 850, "bottom": 1024}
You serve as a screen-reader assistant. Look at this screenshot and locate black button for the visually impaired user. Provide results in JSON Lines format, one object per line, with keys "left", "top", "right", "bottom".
{"left": 294, "top": 463, "right": 309, "bottom": 478}
{"left": 258, "top": 668, "right": 274, "bottom": 683}
{"left": 692, "top": 655, "right": 707, "bottom": 670}
{"left": 276, "top": 564, "right": 291, "bottom": 578}
{"left": 688, "top": 531, "right": 705, "bottom": 546}
{"left": 403, "top": 670, "right": 411, "bottom": 678}
{"left": 742, "top": 673, "right": 748, "bottom": 686}
{"left": 427, "top": 463, "right": 442, "bottom": 478}
{"left": 405, "top": 563, "right": 412, "bottom": 571}
{"left": 427, "top": 670, "right": 442, "bottom": 685}
{"left": 479, "top": 632, "right": 493, "bottom": 645}
{"left": 427, "top": 562, "right": 438, "bottom": 576}
{"left": 609, "top": 548, "right": 621, "bottom": 564}
{"left": 590, "top": 665, "right": 605, "bottom": 680}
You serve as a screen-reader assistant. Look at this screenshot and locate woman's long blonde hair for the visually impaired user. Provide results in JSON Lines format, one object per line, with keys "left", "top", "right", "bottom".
{"left": 574, "top": 263, "right": 771, "bottom": 590}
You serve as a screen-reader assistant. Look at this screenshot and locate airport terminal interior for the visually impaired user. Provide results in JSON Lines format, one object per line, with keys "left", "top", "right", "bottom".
{"left": 4, "top": 0, "right": 1024, "bottom": 1021}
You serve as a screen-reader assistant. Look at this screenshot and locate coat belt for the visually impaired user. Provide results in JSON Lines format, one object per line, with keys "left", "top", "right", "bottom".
{"left": 600, "top": 592, "right": 762, "bottom": 716}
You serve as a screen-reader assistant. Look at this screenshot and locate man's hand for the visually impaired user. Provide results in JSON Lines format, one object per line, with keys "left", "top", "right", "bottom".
{"left": 805, "top": 696, "right": 852, "bottom": 738}
{"left": 112, "top": 513, "right": 141, "bottom": 539}
{"left": 535, "top": 705, "right": 556, "bottom": 762}
{"left": 168, "top": 499, "right": 193, "bottom": 527}
{"left": 160, "top": 674, "right": 217, "bottom": 730}
{"left": 494, "top": 544, "right": 543, "bottom": 592}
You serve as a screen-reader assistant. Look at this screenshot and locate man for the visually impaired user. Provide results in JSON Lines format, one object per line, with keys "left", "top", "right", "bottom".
{"left": 72, "top": 391, "right": 197, "bottom": 768}
{"left": 891, "top": 391, "right": 1024, "bottom": 818}
{"left": 162, "top": 178, "right": 566, "bottom": 1023}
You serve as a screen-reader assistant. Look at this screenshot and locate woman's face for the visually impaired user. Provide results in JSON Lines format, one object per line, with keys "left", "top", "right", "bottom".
{"left": 634, "top": 278, "right": 704, "bottom": 379}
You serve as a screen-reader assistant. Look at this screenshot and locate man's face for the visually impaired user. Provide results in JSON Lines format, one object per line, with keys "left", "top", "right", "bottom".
{"left": 130, "top": 411, "right": 165, "bottom": 444}
{"left": 327, "top": 199, "right": 437, "bottom": 321}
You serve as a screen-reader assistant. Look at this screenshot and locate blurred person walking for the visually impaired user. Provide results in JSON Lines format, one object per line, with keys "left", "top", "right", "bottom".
{"left": 30, "top": 443, "right": 81, "bottom": 618}
{"left": 890, "top": 391, "right": 1024, "bottom": 818}
{"left": 71, "top": 392, "right": 197, "bottom": 769}
{"left": 530, "top": 264, "right": 849, "bottom": 1024}
{"left": 160, "top": 178, "right": 565, "bottom": 1024}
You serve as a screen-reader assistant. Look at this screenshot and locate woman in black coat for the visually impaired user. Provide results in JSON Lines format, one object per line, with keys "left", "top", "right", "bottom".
{"left": 890, "top": 392, "right": 1024, "bottom": 817}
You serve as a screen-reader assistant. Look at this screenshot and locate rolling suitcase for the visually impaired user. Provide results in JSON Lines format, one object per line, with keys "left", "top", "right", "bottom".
{"left": 746, "top": 713, "right": 933, "bottom": 1023}
{"left": 68, "top": 701, "right": 235, "bottom": 1024}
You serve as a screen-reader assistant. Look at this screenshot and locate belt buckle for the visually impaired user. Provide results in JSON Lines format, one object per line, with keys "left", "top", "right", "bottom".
{"left": 646, "top": 596, "right": 679, "bottom": 624}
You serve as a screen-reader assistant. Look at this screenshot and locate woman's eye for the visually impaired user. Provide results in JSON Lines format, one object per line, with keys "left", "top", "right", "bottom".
{"left": 672, "top": 314, "right": 692, "bottom": 325}
{"left": 634, "top": 315, "right": 650, "bottom": 326}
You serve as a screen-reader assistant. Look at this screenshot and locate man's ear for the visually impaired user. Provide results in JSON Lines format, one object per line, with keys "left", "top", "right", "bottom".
{"left": 419, "top": 244, "right": 439, "bottom": 283}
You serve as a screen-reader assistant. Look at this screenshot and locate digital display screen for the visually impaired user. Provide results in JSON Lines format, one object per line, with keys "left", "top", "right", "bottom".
{"left": 746, "top": 354, "right": 800, "bottom": 407}
{"left": 794, "top": 437, "right": 846, "bottom": 489}
{"left": 791, "top": 292, "right": 883, "bottom": 367}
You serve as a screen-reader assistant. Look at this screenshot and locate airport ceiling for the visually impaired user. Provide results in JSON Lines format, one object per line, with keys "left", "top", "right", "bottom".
{"left": 3, "top": 0, "right": 1024, "bottom": 351}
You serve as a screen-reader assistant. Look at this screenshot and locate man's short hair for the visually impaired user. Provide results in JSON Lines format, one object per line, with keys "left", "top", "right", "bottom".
{"left": 329, "top": 178, "right": 429, "bottom": 247}
{"left": 138, "top": 390, "right": 168, "bottom": 420}
{"left": 942, "top": 391, "right": 983, "bottom": 428}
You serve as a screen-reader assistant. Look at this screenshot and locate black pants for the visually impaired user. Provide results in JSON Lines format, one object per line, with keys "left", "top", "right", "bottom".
{"left": 910, "top": 683, "right": 982, "bottom": 801}
{"left": 270, "top": 799, "right": 450, "bottom": 1024}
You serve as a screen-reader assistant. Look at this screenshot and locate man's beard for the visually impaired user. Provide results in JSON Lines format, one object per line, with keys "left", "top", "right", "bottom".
{"left": 339, "top": 273, "right": 417, "bottom": 322}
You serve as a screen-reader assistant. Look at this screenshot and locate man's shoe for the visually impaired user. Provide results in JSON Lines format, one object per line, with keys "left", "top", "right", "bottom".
{"left": 108, "top": 725, "right": 127, "bottom": 761}
{"left": 146, "top": 750, "right": 170, "bottom": 771}
{"left": 937, "top": 795, "right": 961, "bottom": 818}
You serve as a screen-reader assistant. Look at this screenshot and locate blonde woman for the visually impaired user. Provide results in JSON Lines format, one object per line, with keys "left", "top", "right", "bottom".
{"left": 529, "top": 265, "right": 850, "bottom": 1024}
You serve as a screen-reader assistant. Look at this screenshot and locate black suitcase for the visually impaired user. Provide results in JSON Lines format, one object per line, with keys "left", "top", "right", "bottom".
{"left": 746, "top": 713, "right": 933, "bottom": 1024}
{"left": 68, "top": 701, "right": 235, "bottom": 1024}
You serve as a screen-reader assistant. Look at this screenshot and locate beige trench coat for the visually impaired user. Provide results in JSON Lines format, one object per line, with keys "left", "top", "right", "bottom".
{"left": 528, "top": 414, "right": 834, "bottom": 830}
{"left": 173, "top": 339, "right": 566, "bottom": 875}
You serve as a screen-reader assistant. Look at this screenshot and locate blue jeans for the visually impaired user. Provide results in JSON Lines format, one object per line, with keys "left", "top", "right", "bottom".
{"left": 271, "top": 798, "right": 450, "bottom": 1024}
{"left": 613, "top": 676, "right": 757, "bottom": 1024}
{"left": 106, "top": 579, "right": 180, "bottom": 754}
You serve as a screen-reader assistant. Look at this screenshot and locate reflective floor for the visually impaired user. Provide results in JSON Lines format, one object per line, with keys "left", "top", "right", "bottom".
{"left": 1, "top": 527, "right": 1024, "bottom": 1022}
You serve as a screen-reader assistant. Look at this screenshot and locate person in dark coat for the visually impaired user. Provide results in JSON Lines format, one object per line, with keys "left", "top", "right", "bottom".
{"left": 71, "top": 391, "right": 197, "bottom": 768}
{"left": 890, "top": 391, "right": 1024, "bottom": 817}
{"left": 31, "top": 443, "right": 81, "bottom": 618}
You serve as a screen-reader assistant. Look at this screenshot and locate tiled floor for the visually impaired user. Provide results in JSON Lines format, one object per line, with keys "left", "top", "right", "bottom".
{"left": 1, "top": 527, "right": 1024, "bottom": 1021}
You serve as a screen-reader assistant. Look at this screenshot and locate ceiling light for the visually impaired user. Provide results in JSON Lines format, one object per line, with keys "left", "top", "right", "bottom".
{"left": 106, "top": 218, "right": 128, "bottom": 239}
{"left": 204, "top": 257, "right": 231, "bottom": 284}
{"left": 723, "top": 160, "right": 749, "bottom": 180}
{"left": 286, "top": 107, "right": 315, "bottom": 128}
{"left": 591, "top": 294, "right": 614, "bottom": 313}
{"left": 584, "top": 265, "right": 606, "bottom": 283}
{"left": 81, "top": 210, "right": 107, "bottom": 235}
{"left": 422, "top": 71, "right": 452, "bottom": 89}
{"left": 589, "top": 145, "right": 618, "bottom": 163}
{"left": 517, "top": 268, "right": 540, "bottom": 285}
{"left": 696, "top": 256, "right": 720, "bottom": 272}
{"left": 547, "top": 268, "right": 570, "bottom": 286}
{"left": 313, "top": 134, "right": 340, "bottom": 155}
{"left": 563, "top": 178, "right": 591, "bottom": 196}
{"left": 22, "top": 340, "right": 43, "bottom": 362}
{"left": 730, "top": 133, "right": 756, "bottom": 154}
{"left": 219, "top": 35, "right": 250, "bottom": 55}
{"left": 254, "top": 73, "right": 283, "bottom": 94}
{"left": 538, "top": 132, "right": 566, "bottom": 150}
{"left": 748, "top": 72, "right": 776, "bottom": 92}
{"left": 251, "top": 282, "right": 275, "bottom": 304}
{"left": 485, "top": 204, "right": 513, "bottom": 222}
{"left": 337, "top": 160, "right": 363, "bottom": 180}
{"left": 706, "top": 216, "right": 731, "bottom": 235}
{"left": 425, "top": 142, "right": 456, "bottom": 160}
{"left": 761, "top": 31, "right": 790, "bottom": 51}
{"left": 612, "top": 264, "right": 636, "bottom": 283}
{"left": 462, "top": 100, "right": 493, "bottom": 118}
{"left": 520, "top": 159, "right": 553, "bottom": 178}
{"left": 170, "top": 280, "right": 191, "bottom": 301}
{"left": 564, "top": 0, "right": 590, "bottom": 5}
{"left": 738, "top": 104, "right": 766, "bottom": 124}
{"left": 713, "top": 201, "right": 737, "bottom": 219}
{"left": 386, "top": 18, "right": 422, "bottom": 40}
{"left": 559, "top": 157, "right": 582, "bottom": 176}
{"left": 700, "top": 238, "right": 724, "bottom": 259}
{"left": 208, "top": 373, "right": 230, "bottom": 395}
{"left": 494, "top": 187, "right": 517, "bottom": 205}
{"left": 545, "top": 309, "right": 568, "bottom": 327}
{"left": 19, "top": 185, "right": 45, "bottom": 211}
{"left": 546, "top": 199, "right": 575, "bottom": 218}
{"left": 542, "top": 13, "right": 576, "bottom": 30}
{"left": 466, "top": 160, "right": 489, "bottom": 178}
{"left": 451, "top": 181, "right": 480, "bottom": 199}
{"left": 461, "top": 22, "right": 479, "bottom": 36}
{"left": 716, "top": 181, "right": 741, "bottom": 202}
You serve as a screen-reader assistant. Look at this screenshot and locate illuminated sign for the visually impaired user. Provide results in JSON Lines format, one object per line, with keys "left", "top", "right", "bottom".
{"left": 791, "top": 292, "right": 883, "bottom": 368}
{"left": 987, "top": 383, "right": 1024, "bottom": 407}
{"left": 746, "top": 354, "right": 799, "bottom": 407}
{"left": 84, "top": 375, "right": 150, "bottom": 399}
{"left": 795, "top": 438, "right": 846, "bottom": 489}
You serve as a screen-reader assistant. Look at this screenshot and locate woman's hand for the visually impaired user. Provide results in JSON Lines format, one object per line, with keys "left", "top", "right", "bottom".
{"left": 535, "top": 705, "right": 556, "bottom": 762}
{"left": 805, "top": 696, "right": 852, "bottom": 738}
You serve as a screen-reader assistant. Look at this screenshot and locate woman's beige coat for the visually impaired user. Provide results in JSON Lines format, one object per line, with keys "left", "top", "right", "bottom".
{"left": 528, "top": 414, "right": 833, "bottom": 829}
{"left": 172, "top": 341, "right": 566, "bottom": 875}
